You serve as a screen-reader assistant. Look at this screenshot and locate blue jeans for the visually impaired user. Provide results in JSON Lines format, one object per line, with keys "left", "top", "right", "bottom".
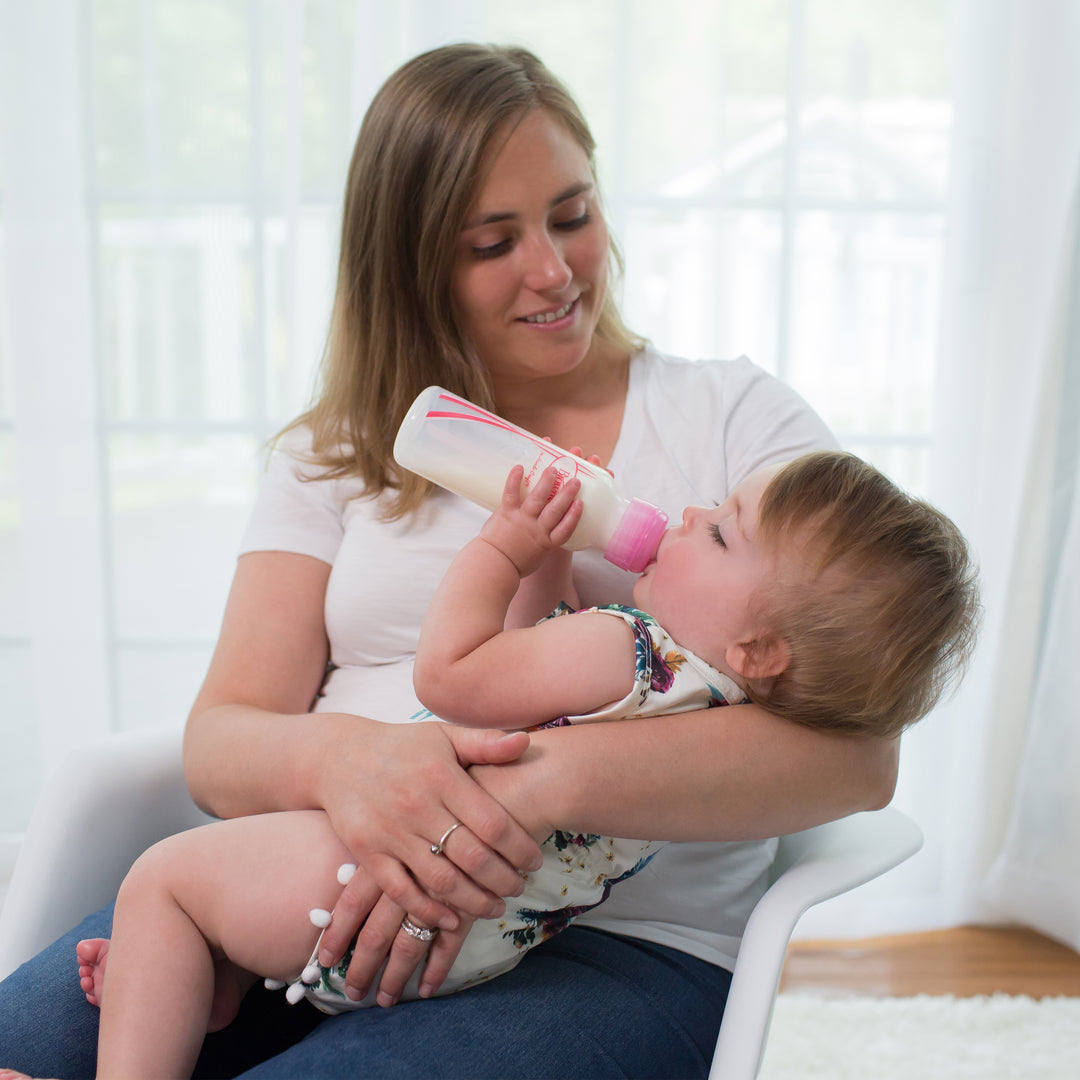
{"left": 0, "top": 905, "right": 731, "bottom": 1079}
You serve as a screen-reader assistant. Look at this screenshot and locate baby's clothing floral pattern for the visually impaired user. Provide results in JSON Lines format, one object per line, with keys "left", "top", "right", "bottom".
{"left": 295, "top": 604, "right": 746, "bottom": 1013}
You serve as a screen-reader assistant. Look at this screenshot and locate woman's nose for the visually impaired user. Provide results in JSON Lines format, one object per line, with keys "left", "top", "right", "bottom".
{"left": 523, "top": 232, "right": 572, "bottom": 291}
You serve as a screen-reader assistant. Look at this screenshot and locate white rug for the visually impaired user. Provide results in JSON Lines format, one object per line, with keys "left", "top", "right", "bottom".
{"left": 758, "top": 993, "right": 1080, "bottom": 1079}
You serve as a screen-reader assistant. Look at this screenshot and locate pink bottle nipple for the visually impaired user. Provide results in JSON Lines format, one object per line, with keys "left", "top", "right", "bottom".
{"left": 604, "top": 499, "right": 669, "bottom": 573}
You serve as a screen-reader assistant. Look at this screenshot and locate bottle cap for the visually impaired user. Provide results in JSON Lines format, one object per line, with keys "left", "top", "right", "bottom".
{"left": 604, "top": 498, "right": 669, "bottom": 572}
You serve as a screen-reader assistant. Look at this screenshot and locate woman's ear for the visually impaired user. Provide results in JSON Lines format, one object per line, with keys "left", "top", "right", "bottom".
{"left": 725, "top": 634, "right": 791, "bottom": 680}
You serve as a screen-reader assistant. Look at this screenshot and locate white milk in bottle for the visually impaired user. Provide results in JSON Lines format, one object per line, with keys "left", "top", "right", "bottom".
{"left": 393, "top": 386, "right": 667, "bottom": 572}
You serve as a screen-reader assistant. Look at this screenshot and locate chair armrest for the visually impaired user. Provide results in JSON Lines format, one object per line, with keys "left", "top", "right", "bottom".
{"left": 709, "top": 807, "right": 924, "bottom": 1080}
{"left": 0, "top": 727, "right": 215, "bottom": 979}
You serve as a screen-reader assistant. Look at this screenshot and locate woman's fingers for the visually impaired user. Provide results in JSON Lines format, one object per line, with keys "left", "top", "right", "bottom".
{"left": 416, "top": 917, "right": 475, "bottom": 999}
{"left": 427, "top": 812, "right": 528, "bottom": 905}
{"left": 373, "top": 913, "right": 476, "bottom": 1006}
{"left": 374, "top": 916, "right": 440, "bottom": 1006}
{"left": 393, "top": 835, "right": 507, "bottom": 922}
{"left": 341, "top": 893, "right": 403, "bottom": 1001}
{"left": 315, "top": 861, "right": 397, "bottom": 966}
{"left": 439, "top": 726, "right": 544, "bottom": 865}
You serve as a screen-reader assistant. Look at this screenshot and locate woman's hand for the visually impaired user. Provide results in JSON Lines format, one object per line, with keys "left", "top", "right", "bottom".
{"left": 332, "top": 891, "right": 478, "bottom": 1005}
{"left": 314, "top": 717, "right": 543, "bottom": 960}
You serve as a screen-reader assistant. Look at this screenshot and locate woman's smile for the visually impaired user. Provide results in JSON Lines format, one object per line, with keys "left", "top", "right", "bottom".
{"left": 519, "top": 296, "right": 579, "bottom": 326}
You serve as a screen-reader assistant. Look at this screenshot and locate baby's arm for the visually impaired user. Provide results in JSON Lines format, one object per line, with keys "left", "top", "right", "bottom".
{"left": 414, "top": 466, "right": 634, "bottom": 729}
{"left": 504, "top": 546, "right": 579, "bottom": 630}
{"left": 504, "top": 447, "right": 598, "bottom": 628}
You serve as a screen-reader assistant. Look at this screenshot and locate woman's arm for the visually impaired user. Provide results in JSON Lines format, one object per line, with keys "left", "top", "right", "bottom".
{"left": 369, "top": 699, "right": 895, "bottom": 1004}
{"left": 470, "top": 703, "right": 899, "bottom": 844}
{"left": 183, "top": 550, "right": 543, "bottom": 930}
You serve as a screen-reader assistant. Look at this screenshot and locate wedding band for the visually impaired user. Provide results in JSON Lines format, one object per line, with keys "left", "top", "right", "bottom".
{"left": 400, "top": 916, "right": 438, "bottom": 943}
{"left": 430, "top": 821, "right": 463, "bottom": 856}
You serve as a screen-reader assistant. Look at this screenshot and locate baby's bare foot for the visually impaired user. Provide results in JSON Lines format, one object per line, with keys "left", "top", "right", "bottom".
{"left": 75, "top": 937, "right": 110, "bottom": 1007}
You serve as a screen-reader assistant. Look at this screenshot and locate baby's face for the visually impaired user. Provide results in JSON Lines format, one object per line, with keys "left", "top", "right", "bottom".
{"left": 632, "top": 465, "right": 783, "bottom": 675}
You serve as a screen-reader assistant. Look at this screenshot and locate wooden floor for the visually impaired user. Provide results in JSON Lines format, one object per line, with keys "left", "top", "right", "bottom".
{"left": 779, "top": 925, "right": 1080, "bottom": 999}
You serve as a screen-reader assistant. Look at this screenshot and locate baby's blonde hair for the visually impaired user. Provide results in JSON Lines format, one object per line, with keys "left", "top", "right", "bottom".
{"left": 748, "top": 452, "right": 980, "bottom": 739}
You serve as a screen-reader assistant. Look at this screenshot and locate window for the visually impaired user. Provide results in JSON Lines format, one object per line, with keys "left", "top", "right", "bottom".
{"left": 0, "top": 0, "right": 957, "bottom": 840}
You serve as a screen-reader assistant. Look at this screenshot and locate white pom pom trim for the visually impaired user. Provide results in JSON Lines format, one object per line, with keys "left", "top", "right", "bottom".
{"left": 337, "top": 862, "right": 357, "bottom": 885}
{"left": 309, "top": 908, "right": 332, "bottom": 928}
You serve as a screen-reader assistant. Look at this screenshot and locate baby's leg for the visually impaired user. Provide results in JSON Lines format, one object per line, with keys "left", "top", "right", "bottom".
{"left": 97, "top": 810, "right": 355, "bottom": 1079}
{"left": 77, "top": 935, "right": 251, "bottom": 1033}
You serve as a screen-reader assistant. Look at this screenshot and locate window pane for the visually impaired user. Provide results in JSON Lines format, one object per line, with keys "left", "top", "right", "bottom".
{"left": 100, "top": 209, "right": 255, "bottom": 421}
{"left": 291, "top": 0, "right": 363, "bottom": 200}
{"left": 786, "top": 209, "right": 943, "bottom": 441}
{"left": 623, "top": 207, "right": 781, "bottom": 371}
{"left": 482, "top": 0, "right": 623, "bottom": 163}
{"left": 264, "top": 211, "right": 336, "bottom": 424}
{"left": 805, "top": 0, "right": 953, "bottom": 99}
{"left": 799, "top": 0, "right": 953, "bottom": 200}
{"left": 621, "top": 0, "right": 792, "bottom": 201}
{"left": 93, "top": 0, "right": 251, "bottom": 197}
{"left": 109, "top": 432, "right": 259, "bottom": 639}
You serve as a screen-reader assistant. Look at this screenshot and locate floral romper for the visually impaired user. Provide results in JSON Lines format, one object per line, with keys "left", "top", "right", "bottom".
{"left": 291, "top": 604, "right": 746, "bottom": 1012}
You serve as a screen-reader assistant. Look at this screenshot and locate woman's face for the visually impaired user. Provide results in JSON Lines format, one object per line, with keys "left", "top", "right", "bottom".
{"left": 451, "top": 109, "right": 611, "bottom": 387}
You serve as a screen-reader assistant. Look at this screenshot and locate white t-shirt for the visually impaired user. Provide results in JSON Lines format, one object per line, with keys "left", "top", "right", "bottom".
{"left": 239, "top": 346, "right": 837, "bottom": 970}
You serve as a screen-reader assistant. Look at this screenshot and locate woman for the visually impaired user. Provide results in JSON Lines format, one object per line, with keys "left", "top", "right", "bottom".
{"left": 0, "top": 43, "right": 896, "bottom": 1078}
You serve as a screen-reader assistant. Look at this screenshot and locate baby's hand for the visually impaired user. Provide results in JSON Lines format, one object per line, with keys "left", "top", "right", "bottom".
{"left": 479, "top": 465, "right": 583, "bottom": 577}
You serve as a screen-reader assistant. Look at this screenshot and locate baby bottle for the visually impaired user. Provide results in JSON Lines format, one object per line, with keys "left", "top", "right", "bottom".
{"left": 393, "top": 386, "right": 668, "bottom": 573}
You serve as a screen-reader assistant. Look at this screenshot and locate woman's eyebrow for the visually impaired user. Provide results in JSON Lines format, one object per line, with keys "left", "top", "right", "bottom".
{"left": 465, "top": 182, "right": 594, "bottom": 229}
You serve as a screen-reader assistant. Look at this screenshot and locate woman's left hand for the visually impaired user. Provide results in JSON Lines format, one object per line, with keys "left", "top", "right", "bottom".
{"left": 338, "top": 892, "right": 476, "bottom": 1005}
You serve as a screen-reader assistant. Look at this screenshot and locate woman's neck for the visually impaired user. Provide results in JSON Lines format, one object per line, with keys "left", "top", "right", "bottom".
{"left": 494, "top": 342, "right": 632, "bottom": 465}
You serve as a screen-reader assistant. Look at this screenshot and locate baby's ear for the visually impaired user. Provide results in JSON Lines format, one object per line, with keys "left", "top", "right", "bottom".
{"left": 726, "top": 634, "right": 791, "bottom": 680}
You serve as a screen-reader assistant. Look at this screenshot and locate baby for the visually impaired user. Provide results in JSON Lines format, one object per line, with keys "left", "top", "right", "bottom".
{"left": 74, "top": 450, "right": 979, "bottom": 1078}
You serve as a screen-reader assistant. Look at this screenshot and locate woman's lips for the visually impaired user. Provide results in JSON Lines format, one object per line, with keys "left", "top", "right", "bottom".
{"left": 519, "top": 297, "right": 577, "bottom": 326}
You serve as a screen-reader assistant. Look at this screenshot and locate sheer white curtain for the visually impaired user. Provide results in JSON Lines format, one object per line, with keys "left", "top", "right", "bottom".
{"left": 981, "top": 100, "right": 1080, "bottom": 948}
{"left": 922, "top": 0, "right": 1080, "bottom": 944}
{"left": 795, "top": 0, "right": 1080, "bottom": 941}
{"left": 1, "top": 0, "right": 1078, "bottom": 946}
{"left": 983, "top": 202, "right": 1080, "bottom": 949}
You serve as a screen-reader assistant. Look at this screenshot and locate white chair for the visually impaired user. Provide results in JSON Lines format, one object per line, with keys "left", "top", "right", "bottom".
{"left": 0, "top": 728, "right": 922, "bottom": 1079}
{"left": 710, "top": 804, "right": 923, "bottom": 1078}
{"left": 0, "top": 727, "right": 214, "bottom": 977}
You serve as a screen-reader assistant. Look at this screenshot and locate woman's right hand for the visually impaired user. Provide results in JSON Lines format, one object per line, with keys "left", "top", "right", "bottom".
{"left": 314, "top": 717, "right": 543, "bottom": 963}
{"left": 187, "top": 552, "right": 542, "bottom": 929}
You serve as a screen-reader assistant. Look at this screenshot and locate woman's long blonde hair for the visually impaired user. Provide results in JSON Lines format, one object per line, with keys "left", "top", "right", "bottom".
{"left": 283, "top": 43, "right": 641, "bottom": 518}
